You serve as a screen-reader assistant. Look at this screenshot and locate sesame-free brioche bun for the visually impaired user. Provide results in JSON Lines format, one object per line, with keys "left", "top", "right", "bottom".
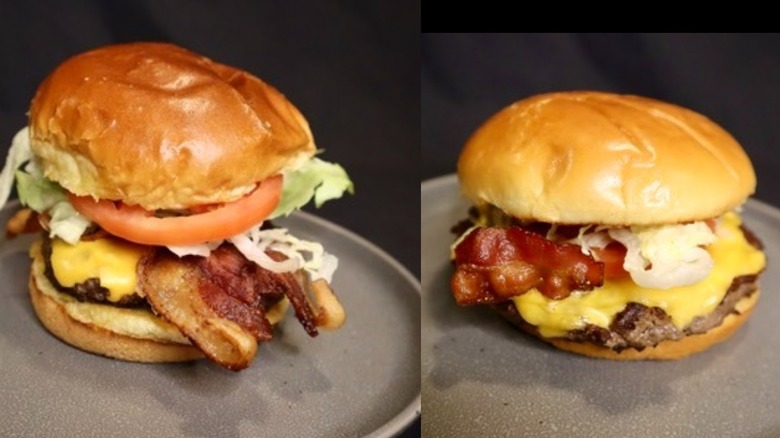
{"left": 28, "top": 238, "right": 289, "bottom": 363}
{"left": 458, "top": 91, "right": 756, "bottom": 225}
{"left": 28, "top": 42, "right": 315, "bottom": 210}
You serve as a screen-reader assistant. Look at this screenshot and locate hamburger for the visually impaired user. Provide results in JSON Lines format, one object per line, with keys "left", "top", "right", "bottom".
{"left": 450, "top": 91, "right": 765, "bottom": 360}
{"left": 0, "top": 42, "right": 353, "bottom": 370}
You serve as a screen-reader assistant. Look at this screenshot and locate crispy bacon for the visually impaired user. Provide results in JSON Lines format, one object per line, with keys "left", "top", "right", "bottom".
{"left": 194, "top": 245, "right": 319, "bottom": 338}
{"left": 452, "top": 226, "right": 604, "bottom": 303}
{"left": 139, "top": 245, "right": 321, "bottom": 370}
{"left": 139, "top": 251, "right": 259, "bottom": 370}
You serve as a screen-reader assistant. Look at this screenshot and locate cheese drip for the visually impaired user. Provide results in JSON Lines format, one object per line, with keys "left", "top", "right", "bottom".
{"left": 513, "top": 212, "right": 765, "bottom": 338}
{"left": 50, "top": 237, "right": 147, "bottom": 302}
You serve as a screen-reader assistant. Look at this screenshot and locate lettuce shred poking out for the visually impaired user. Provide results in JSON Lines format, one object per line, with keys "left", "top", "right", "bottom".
{"left": 568, "top": 221, "right": 718, "bottom": 290}
{"left": 0, "top": 127, "right": 89, "bottom": 244}
{"left": 15, "top": 161, "right": 66, "bottom": 211}
{"left": 168, "top": 227, "right": 338, "bottom": 283}
{"left": 271, "top": 157, "right": 354, "bottom": 218}
{"left": 230, "top": 228, "right": 338, "bottom": 283}
{"left": 608, "top": 222, "right": 716, "bottom": 290}
{"left": 0, "top": 127, "right": 33, "bottom": 208}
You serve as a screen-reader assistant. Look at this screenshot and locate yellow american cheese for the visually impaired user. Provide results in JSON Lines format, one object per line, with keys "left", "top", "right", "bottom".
{"left": 513, "top": 212, "right": 765, "bottom": 338}
{"left": 50, "top": 237, "right": 148, "bottom": 302}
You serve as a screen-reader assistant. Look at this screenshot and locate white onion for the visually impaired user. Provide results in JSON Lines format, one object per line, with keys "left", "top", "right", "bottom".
{"left": 166, "top": 224, "right": 339, "bottom": 283}
{"left": 568, "top": 225, "right": 612, "bottom": 256}
{"left": 608, "top": 222, "right": 716, "bottom": 289}
{"left": 229, "top": 232, "right": 302, "bottom": 273}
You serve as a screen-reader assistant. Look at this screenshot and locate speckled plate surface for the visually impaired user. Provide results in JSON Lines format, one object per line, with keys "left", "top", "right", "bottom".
{"left": 0, "top": 203, "right": 420, "bottom": 438}
{"left": 422, "top": 174, "right": 780, "bottom": 438}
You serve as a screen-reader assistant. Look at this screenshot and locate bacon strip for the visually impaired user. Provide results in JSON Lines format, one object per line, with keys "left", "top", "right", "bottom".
{"left": 194, "top": 245, "right": 319, "bottom": 338}
{"left": 139, "top": 251, "right": 258, "bottom": 370}
{"left": 139, "top": 245, "right": 322, "bottom": 370}
{"left": 452, "top": 226, "right": 604, "bottom": 303}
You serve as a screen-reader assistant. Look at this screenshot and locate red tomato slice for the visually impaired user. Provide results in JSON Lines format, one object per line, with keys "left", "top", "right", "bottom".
{"left": 592, "top": 242, "right": 630, "bottom": 280}
{"left": 69, "top": 175, "right": 283, "bottom": 246}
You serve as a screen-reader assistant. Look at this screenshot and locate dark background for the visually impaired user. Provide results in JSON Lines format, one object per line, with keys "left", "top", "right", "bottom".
{"left": 423, "top": 33, "right": 780, "bottom": 209}
{"left": 0, "top": 1, "right": 420, "bottom": 437}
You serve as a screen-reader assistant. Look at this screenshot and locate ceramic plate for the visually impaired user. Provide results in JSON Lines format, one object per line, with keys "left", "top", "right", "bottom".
{"left": 0, "top": 203, "right": 420, "bottom": 437}
{"left": 422, "top": 174, "right": 779, "bottom": 437}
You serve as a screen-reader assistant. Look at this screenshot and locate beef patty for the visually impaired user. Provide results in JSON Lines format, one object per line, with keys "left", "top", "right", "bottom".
{"left": 493, "top": 274, "right": 758, "bottom": 352}
{"left": 491, "top": 225, "right": 763, "bottom": 352}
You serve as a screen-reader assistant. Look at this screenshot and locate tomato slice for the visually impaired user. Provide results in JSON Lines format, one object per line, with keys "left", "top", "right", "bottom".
{"left": 69, "top": 175, "right": 283, "bottom": 246}
{"left": 592, "top": 242, "right": 630, "bottom": 280}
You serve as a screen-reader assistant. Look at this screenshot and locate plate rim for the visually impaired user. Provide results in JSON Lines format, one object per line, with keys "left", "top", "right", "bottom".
{"left": 291, "top": 210, "right": 422, "bottom": 438}
{"left": 0, "top": 200, "right": 421, "bottom": 438}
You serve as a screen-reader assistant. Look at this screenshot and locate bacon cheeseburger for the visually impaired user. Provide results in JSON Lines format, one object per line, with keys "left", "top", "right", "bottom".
{"left": 450, "top": 91, "right": 765, "bottom": 360}
{"left": 0, "top": 43, "right": 353, "bottom": 370}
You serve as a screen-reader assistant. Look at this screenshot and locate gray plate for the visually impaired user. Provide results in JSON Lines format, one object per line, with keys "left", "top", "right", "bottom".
{"left": 0, "top": 203, "right": 420, "bottom": 438}
{"left": 422, "top": 174, "right": 780, "bottom": 438}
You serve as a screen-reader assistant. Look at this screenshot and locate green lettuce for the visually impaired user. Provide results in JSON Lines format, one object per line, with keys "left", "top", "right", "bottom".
{"left": 270, "top": 157, "right": 354, "bottom": 218}
{"left": 0, "top": 129, "right": 91, "bottom": 245}
{"left": 0, "top": 127, "right": 33, "bottom": 209}
{"left": 15, "top": 168, "right": 67, "bottom": 212}
{"left": 14, "top": 165, "right": 89, "bottom": 244}
{"left": 48, "top": 201, "right": 91, "bottom": 244}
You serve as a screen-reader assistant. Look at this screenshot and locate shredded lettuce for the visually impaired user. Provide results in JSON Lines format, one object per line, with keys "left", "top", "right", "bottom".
{"left": 0, "top": 127, "right": 90, "bottom": 244}
{"left": 556, "top": 219, "right": 718, "bottom": 290}
{"left": 608, "top": 222, "right": 717, "bottom": 289}
{"left": 48, "top": 202, "right": 91, "bottom": 244}
{"left": 567, "top": 225, "right": 611, "bottom": 256}
{"left": 0, "top": 127, "right": 33, "bottom": 210}
{"left": 15, "top": 164, "right": 67, "bottom": 212}
{"left": 16, "top": 163, "right": 90, "bottom": 244}
{"left": 271, "top": 157, "right": 354, "bottom": 218}
{"left": 168, "top": 225, "right": 339, "bottom": 283}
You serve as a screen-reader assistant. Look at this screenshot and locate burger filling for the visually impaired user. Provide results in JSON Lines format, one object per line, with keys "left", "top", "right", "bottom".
{"left": 41, "top": 233, "right": 150, "bottom": 308}
{"left": 493, "top": 274, "right": 759, "bottom": 351}
{"left": 0, "top": 127, "right": 353, "bottom": 370}
{"left": 450, "top": 205, "right": 766, "bottom": 351}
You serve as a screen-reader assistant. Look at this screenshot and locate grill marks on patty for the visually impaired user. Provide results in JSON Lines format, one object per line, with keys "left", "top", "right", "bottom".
{"left": 567, "top": 274, "right": 759, "bottom": 351}
{"left": 492, "top": 274, "right": 759, "bottom": 351}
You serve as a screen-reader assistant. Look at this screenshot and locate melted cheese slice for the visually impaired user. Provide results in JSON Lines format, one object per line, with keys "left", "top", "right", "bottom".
{"left": 513, "top": 212, "right": 766, "bottom": 338}
{"left": 50, "top": 237, "right": 148, "bottom": 302}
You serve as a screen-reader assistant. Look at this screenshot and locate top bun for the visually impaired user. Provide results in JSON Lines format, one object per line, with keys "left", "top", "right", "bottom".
{"left": 458, "top": 91, "right": 756, "bottom": 225}
{"left": 29, "top": 42, "right": 314, "bottom": 210}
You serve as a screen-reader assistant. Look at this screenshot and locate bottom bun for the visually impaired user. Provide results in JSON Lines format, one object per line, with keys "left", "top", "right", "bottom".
{"left": 507, "top": 291, "right": 759, "bottom": 361}
{"left": 28, "top": 238, "right": 288, "bottom": 364}
{"left": 29, "top": 273, "right": 205, "bottom": 362}
{"left": 29, "top": 238, "right": 203, "bottom": 362}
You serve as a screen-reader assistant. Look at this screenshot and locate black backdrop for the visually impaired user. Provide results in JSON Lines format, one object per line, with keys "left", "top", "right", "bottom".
{"left": 0, "top": 2, "right": 420, "bottom": 437}
{"left": 423, "top": 33, "right": 780, "bottom": 210}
